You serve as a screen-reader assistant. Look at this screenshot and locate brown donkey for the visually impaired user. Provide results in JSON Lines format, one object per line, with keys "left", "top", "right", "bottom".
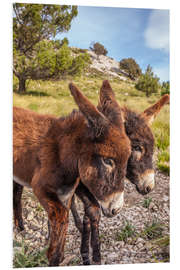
{"left": 13, "top": 81, "right": 131, "bottom": 266}
{"left": 70, "top": 82, "right": 169, "bottom": 265}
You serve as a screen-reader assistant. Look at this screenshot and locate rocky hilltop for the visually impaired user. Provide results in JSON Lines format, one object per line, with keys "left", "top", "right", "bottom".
{"left": 87, "top": 50, "right": 128, "bottom": 80}
{"left": 71, "top": 47, "right": 129, "bottom": 80}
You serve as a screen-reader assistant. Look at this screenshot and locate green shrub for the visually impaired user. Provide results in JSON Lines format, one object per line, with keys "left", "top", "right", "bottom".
{"left": 161, "top": 81, "right": 170, "bottom": 96}
{"left": 70, "top": 53, "right": 91, "bottom": 76}
{"left": 55, "top": 43, "right": 73, "bottom": 76}
{"left": 119, "top": 58, "right": 142, "bottom": 80}
{"left": 90, "top": 42, "right": 108, "bottom": 56}
{"left": 135, "top": 65, "right": 160, "bottom": 97}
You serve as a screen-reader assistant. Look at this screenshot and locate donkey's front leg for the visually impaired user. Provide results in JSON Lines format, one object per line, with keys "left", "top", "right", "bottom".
{"left": 74, "top": 183, "right": 101, "bottom": 265}
{"left": 33, "top": 186, "right": 69, "bottom": 266}
{"left": 47, "top": 200, "right": 69, "bottom": 266}
{"left": 13, "top": 181, "right": 24, "bottom": 231}
{"left": 32, "top": 175, "right": 80, "bottom": 266}
{"left": 89, "top": 206, "right": 101, "bottom": 264}
{"left": 81, "top": 214, "right": 91, "bottom": 265}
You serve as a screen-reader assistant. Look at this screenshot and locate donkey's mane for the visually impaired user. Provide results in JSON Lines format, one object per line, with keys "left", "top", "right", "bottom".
{"left": 58, "top": 109, "right": 82, "bottom": 124}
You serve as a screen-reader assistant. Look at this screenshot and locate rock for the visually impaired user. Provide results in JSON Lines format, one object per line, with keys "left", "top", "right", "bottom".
{"left": 27, "top": 212, "right": 34, "bottom": 221}
{"left": 13, "top": 170, "right": 170, "bottom": 266}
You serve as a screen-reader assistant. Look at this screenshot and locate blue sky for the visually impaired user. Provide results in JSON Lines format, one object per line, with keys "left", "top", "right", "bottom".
{"left": 58, "top": 6, "right": 169, "bottom": 82}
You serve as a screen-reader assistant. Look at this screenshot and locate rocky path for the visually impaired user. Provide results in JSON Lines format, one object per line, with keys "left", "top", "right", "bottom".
{"left": 13, "top": 170, "right": 170, "bottom": 266}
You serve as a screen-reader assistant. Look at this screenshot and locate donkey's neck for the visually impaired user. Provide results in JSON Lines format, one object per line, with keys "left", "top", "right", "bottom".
{"left": 42, "top": 110, "right": 88, "bottom": 186}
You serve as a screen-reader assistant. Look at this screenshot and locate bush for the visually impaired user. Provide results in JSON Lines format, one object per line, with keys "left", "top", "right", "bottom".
{"left": 35, "top": 40, "right": 57, "bottom": 77}
{"left": 55, "top": 43, "right": 73, "bottom": 76}
{"left": 70, "top": 53, "right": 91, "bottom": 76}
{"left": 90, "top": 42, "right": 108, "bottom": 56}
{"left": 161, "top": 81, "right": 170, "bottom": 96}
{"left": 119, "top": 58, "right": 142, "bottom": 80}
{"left": 135, "top": 65, "right": 160, "bottom": 97}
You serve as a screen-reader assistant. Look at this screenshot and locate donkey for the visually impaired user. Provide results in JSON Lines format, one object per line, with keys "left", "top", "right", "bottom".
{"left": 13, "top": 81, "right": 131, "bottom": 266}
{"left": 70, "top": 82, "right": 169, "bottom": 265}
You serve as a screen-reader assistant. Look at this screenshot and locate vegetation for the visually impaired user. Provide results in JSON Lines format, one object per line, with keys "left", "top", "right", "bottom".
{"left": 142, "top": 197, "right": 152, "bottom": 208}
{"left": 115, "top": 221, "right": 136, "bottom": 242}
{"left": 13, "top": 240, "right": 48, "bottom": 267}
{"left": 90, "top": 42, "right": 108, "bottom": 57}
{"left": 135, "top": 65, "right": 160, "bottom": 97}
{"left": 161, "top": 81, "right": 170, "bottom": 96}
{"left": 13, "top": 3, "right": 78, "bottom": 92}
{"left": 119, "top": 58, "right": 142, "bottom": 80}
{"left": 141, "top": 220, "right": 164, "bottom": 240}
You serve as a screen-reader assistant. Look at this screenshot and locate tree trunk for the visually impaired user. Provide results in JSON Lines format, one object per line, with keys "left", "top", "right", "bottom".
{"left": 18, "top": 77, "right": 26, "bottom": 93}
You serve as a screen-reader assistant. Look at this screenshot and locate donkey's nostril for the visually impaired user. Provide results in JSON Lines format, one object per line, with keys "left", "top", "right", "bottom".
{"left": 112, "top": 208, "right": 120, "bottom": 216}
{"left": 145, "top": 186, "right": 151, "bottom": 193}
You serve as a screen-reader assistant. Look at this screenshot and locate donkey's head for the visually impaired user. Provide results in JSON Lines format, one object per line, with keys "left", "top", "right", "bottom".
{"left": 69, "top": 81, "right": 131, "bottom": 217}
{"left": 122, "top": 94, "right": 169, "bottom": 195}
{"left": 98, "top": 83, "right": 169, "bottom": 195}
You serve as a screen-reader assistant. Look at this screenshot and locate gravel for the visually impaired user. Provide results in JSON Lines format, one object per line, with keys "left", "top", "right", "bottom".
{"left": 13, "top": 169, "right": 170, "bottom": 266}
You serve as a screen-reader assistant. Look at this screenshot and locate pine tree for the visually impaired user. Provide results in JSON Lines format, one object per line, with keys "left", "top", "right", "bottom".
{"left": 135, "top": 65, "right": 160, "bottom": 97}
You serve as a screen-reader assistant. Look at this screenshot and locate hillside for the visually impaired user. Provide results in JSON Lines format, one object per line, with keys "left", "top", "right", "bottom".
{"left": 86, "top": 50, "right": 128, "bottom": 80}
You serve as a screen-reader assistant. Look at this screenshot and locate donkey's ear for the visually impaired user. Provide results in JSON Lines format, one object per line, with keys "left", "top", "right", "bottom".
{"left": 69, "top": 82, "right": 108, "bottom": 139}
{"left": 98, "top": 80, "right": 125, "bottom": 128}
{"left": 141, "top": 94, "right": 170, "bottom": 125}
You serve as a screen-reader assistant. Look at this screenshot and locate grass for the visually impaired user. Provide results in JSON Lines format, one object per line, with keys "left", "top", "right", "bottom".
{"left": 13, "top": 240, "right": 48, "bottom": 268}
{"left": 147, "top": 235, "right": 170, "bottom": 263}
{"left": 116, "top": 219, "right": 164, "bottom": 243}
{"left": 115, "top": 219, "right": 168, "bottom": 262}
{"left": 115, "top": 221, "right": 136, "bottom": 242}
{"left": 142, "top": 197, "right": 152, "bottom": 208}
{"left": 141, "top": 220, "right": 164, "bottom": 240}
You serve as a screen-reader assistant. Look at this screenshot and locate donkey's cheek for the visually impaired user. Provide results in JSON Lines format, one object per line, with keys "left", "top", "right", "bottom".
{"left": 79, "top": 165, "right": 98, "bottom": 187}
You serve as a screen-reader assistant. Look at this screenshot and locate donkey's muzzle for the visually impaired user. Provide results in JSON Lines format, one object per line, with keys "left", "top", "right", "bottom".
{"left": 136, "top": 170, "right": 155, "bottom": 195}
{"left": 98, "top": 191, "right": 124, "bottom": 218}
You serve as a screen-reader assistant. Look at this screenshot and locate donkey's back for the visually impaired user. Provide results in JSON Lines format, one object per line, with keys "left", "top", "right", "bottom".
{"left": 13, "top": 107, "right": 56, "bottom": 186}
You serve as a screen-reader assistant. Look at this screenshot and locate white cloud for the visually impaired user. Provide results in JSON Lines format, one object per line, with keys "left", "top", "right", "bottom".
{"left": 144, "top": 10, "right": 169, "bottom": 52}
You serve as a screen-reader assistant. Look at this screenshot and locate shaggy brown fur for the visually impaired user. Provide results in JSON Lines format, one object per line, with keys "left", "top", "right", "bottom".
{"left": 13, "top": 81, "right": 131, "bottom": 266}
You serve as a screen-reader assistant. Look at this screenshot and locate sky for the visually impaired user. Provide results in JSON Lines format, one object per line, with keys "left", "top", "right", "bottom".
{"left": 58, "top": 6, "right": 169, "bottom": 82}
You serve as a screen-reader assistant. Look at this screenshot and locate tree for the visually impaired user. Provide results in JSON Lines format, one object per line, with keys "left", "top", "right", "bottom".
{"left": 13, "top": 3, "right": 78, "bottom": 92}
{"left": 161, "top": 81, "right": 170, "bottom": 96}
{"left": 90, "top": 42, "right": 108, "bottom": 57}
{"left": 119, "top": 58, "right": 142, "bottom": 80}
{"left": 52, "top": 38, "right": 69, "bottom": 50}
{"left": 135, "top": 65, "right": 160, "bottom": 97}
{"left": 70, "top": 53, "right": 91, "bottom": 76}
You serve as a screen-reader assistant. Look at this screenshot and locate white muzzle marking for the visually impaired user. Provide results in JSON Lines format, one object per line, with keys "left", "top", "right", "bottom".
{"left": 98, "top": 191, "right": 124, "bottom": 217}
{"left": 143, "top": 172, "right": 155, "bottom": 189}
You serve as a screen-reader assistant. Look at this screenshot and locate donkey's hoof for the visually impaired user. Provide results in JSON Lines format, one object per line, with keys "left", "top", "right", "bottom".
{"left": 83, "top": 259, "right": 91, "bottom": 265}
{"left": 15, "top": 221, "right": 24, "bottom": 232}
{"left": 92, "top": 260, "right": 101, "bottom": 265}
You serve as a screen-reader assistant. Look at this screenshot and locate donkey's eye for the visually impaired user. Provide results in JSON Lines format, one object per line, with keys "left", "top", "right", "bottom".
{"left": 133, "top": 145, "right": 142, "bottom": 152}
{"left": 102, "top": 157, "right": 114, "bottom": 167}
